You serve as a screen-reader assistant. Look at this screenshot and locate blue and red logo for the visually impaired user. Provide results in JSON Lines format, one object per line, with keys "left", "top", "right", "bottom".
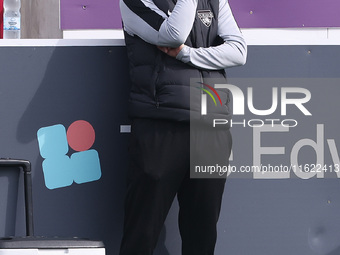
{"left": 37, "top": 120, "right": 101, "bottom": 189}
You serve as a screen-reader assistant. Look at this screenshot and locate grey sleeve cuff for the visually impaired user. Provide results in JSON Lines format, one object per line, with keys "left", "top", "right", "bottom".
{"left": 176, "top": 45, "right": 191, "bottom": 63}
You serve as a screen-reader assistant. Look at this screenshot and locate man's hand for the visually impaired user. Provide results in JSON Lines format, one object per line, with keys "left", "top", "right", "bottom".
{"left": 157, "top": 44, "right": 184, "bottom": 58}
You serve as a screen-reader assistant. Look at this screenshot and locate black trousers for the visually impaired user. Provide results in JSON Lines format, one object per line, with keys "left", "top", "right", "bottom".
{"left": 119, "top": 119, "right": 232, "bottom": 255}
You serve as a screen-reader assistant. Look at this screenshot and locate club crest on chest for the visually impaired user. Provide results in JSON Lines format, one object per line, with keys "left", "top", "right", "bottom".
{"left": 197, "top": 10, "right": 214, "bottom": 27}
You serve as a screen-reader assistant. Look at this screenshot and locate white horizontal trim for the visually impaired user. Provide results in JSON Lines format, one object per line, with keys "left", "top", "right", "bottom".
{"left": 63, "top": 29, "right": 125, "bottom": 40}
{"left": 0, "top": 38, "right": 125, "bottom": 46}
{"left": 1, "top": 28, "right": 340, "bottom": 46}
{"left": 64, "top": 27, "right": 340, "bottom": 45}
{"left": 242, "top": 28, "right": 340, "bottom": 45}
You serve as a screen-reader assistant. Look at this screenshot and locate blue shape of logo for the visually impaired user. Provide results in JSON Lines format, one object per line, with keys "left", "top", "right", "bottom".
{"left": 71, "top": 150, "right": 102, "bottom": 184}
{"left": 37, "top": 124, "right": 69, "bottom": 158}
{"left": 37, "top": 123, "right": 102, "bottom": 190}
{"left": 42, "top": 155, "right": 73, "bottom": 189}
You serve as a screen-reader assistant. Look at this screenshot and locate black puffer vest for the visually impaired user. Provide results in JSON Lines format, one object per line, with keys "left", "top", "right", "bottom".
{"left": 124, "top": 0, "right": 231, "bottom": 123}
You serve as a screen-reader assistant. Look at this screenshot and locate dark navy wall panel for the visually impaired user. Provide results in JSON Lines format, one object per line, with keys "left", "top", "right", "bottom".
{"left": 0, "top": 45, "right": 340, "bottom": 255}
{"left": 0, "top": 46, "right": 131, "bottom": 255}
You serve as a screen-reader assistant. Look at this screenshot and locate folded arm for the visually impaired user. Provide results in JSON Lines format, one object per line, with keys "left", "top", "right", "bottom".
{"left": 175, "top": 0, "right": 247, "bottom": 70}
{"left": 120, "top": 0, "right": 198, "bottom": 47}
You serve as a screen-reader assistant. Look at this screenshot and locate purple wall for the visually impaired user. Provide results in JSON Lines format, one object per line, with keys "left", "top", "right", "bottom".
{"left": 60, "top": 0, "right": 340, "bottom": 30}
{"left": 229, "top": 0, "right": 340, "bottom": 28}
{"left": 60, "top": 0, "right": 121, "bottom": 29}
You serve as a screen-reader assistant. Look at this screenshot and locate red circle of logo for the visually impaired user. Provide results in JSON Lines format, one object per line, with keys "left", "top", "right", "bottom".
{"left": 66, "top": 120, "right": 95, "bottom": 152}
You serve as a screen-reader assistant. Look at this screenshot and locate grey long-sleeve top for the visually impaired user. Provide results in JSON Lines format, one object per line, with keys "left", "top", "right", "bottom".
{"left": 120, "top": 0, "right": 247, "bottom": 70}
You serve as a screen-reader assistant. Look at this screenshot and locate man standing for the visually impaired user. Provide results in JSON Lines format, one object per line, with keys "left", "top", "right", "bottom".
{"left": 119, "top": 0, "right": 247, "bottom": 254}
